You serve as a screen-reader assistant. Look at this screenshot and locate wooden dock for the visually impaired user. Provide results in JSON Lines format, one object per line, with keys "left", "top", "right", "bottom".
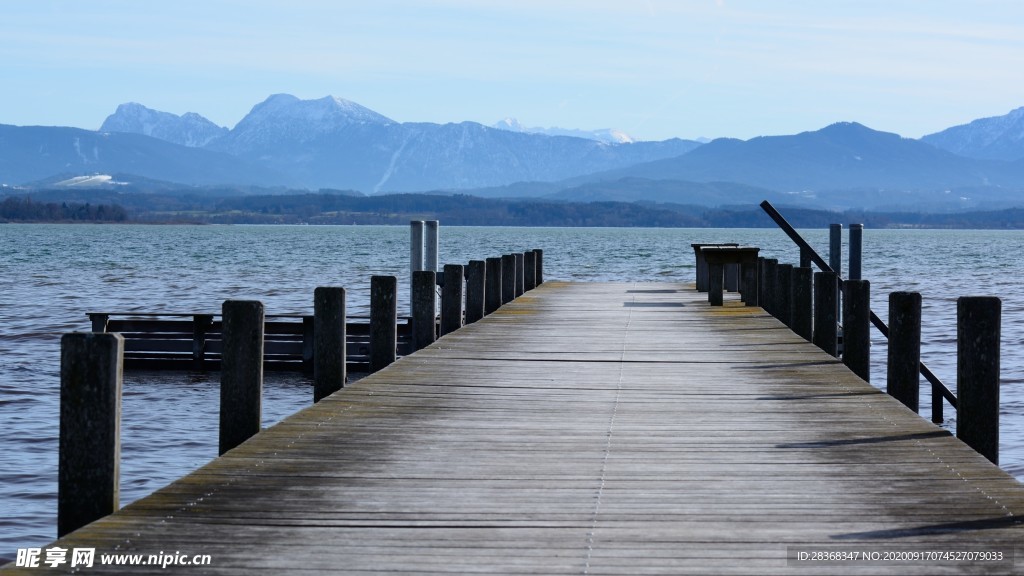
{"left": 8, "top": 282, "right": 1024, "bottom": 574}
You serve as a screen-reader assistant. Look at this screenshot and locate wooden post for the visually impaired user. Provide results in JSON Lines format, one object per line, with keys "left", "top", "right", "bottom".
{"left": 693, "top": 245, "right": 709, "bottom": 292}
{"left": 370, "top": 276, "right": 398, "bottom": 373}
{"left": 485, "top": 256, "right": 502, "bottom": 314}
{"left": 757, "top": 257, "right": 766, "bottom": 308}
{"left": 411, "top": 271, "right": 436, "bottom": 351}
{"left": 829, "top": 223, "right": 842, "bottom": 274}
{"left": 849, "top": 223, "right": 863, "bottom": 280}
{"left": 533, "top": 249, "right": 544, "bottom": 285}
{"left": 725, "top": 264, "right": 739, "bottom": 292}
{"left": 90, "top": 313, "right": 109, "bottom": 333}
{"left": 514, "top": 253, "right": 525, "bottom": 297}
{"left": 523, "top": 251, "right": 537, "bottom": 291}
{"left": 763, "top": 259, "right": 778, "bottom": 316}
{"left": 314, "top": 287, "right": 346, "bottom": 402}
{"left": 957, "top": 296, "right": 1001, "bottom": 464}
{"left": 465, "top": 260, "right": 486, "bottom": 324}
{"left": 843, "top": 279, "right": 870, "bottom": 382}
{"left": 501, "top": 254, "right": 516, "bottom": 305}
{"left": 707, "top": 261, "right": 724, "bottom": 306}
{"left": 777, "top": 264, "right": 792, "bottom": 327}
{"left": 740, "top": 261, "right": 758, "bottom": 306}
{"left": 887, "top": 291, "right": 921, "bottom": 412}
{"left": 192, "top": 314, "right": 213, "bottom": 371}
{"left": 799, "top": 247, "right": 812, "bottom": 268}
{"left": 813, "top": 271, "right": 838, "bottom": 357}
{"left": 791, "top": 267, "right": 813, "bottom": 342}
{"left": 219, "top": 300, "right": 264, "bottom": 456}
{"left": 59, "top": 332, "right": 123, "bottom": 537}
{"left": 441, "top": 264, "right": 464, "bottom": 336}
{"left": 301, "top": 316, "right": 314, "bottom": 374}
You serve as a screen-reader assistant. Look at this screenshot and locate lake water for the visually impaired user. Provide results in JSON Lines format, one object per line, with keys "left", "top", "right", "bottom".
{"left": 1, "top": 224, "right": 1022, "bottom": 561}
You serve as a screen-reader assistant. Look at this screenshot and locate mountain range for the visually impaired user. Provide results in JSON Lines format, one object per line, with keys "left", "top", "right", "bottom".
{"left": 4, "top": 94, "right": 1024, "bottom": 211}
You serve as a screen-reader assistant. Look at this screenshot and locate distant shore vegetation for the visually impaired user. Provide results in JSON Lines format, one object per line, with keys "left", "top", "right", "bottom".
{"left": 5, "top": 190, "right": 1024, "bottom": 229}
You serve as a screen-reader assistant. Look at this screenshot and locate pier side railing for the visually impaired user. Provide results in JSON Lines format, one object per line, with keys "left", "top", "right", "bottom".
{"left": 695, "top": 202, "right": 1001, "bottom": 468}
{"left": 753, "top": 200, "right": 1001, "bottom": 465}
{"left": 60, "top": 241, "right": 544, "bottom": 537}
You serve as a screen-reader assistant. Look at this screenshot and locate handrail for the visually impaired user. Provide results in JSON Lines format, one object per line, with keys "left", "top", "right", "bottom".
{"left": 759, "top": 200, "right": 957, "bottom": 411}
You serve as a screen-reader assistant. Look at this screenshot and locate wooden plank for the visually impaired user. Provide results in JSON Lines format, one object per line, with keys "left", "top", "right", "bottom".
{"left": 19, "top": 282, "right": 1024, "bottom": 575}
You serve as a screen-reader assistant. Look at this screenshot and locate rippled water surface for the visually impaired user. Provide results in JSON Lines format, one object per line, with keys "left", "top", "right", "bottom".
{"left": 2, "top": 224, "right": 1022, "bottom": 559}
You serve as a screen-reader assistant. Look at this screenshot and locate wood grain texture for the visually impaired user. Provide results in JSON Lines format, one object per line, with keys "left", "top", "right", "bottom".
{"left": 9, "top": 282, "right": 1023, "bottom": 575}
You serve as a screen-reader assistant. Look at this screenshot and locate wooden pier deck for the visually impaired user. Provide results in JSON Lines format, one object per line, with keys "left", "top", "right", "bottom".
{"left": 8, "top": 282, "right": 1024, "bottom": 574}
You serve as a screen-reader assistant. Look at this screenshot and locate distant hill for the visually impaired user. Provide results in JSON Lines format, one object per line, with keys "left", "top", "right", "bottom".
{"left": 203, "top": 94, "right": 703, "bottom": 192}
{"left": 101, "top": 103, "right": 228, "bottom": 147}
{"left": 0, "top": 125, "right": 284, "bottom": 187}
{"left": 921, "top": 107, "right": 1024, "bottom": 161}
{"left": 570, "top": 122, "right": 1024, "bottom": 193}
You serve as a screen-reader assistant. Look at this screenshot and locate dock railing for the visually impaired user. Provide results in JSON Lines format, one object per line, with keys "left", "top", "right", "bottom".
{"left": 60, "top": 245, "right": 544, "bottom": 537}
{"left": 754, "top": 200, "right": 1001, "bottom": 465}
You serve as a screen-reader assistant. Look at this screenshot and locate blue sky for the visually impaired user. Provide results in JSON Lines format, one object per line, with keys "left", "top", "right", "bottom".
{"left": 3, "top": 0, "right": 1024, "bottom": 141}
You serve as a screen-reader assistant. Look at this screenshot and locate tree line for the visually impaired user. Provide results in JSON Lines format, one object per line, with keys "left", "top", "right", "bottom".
{"left": 0, "top": 196, "right": 129, "bottom": 222}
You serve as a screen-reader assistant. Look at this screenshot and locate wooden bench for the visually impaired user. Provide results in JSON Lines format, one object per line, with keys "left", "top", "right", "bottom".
{"left": 699, "top": 247, "right": 760, "bottom": 306}
{"left": 87, "top": 312, "right": 414, "bottom": 374}
{"left": 691, "top": 243, "right": 739, "bottom": 292}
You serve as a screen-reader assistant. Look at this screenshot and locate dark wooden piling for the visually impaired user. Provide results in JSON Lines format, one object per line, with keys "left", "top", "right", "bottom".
{"left": 501, "top": 254, "right": 516, "bottom": 305}
{"left": 740, "top": 261, "right": 758, "bottom": 306}
{"left": 533, "top": 249, "right": 544, "bottom": 285}
{"left": 791, "top": 267, "right": 813, "bottom": 342}
{"left": 370, "top": 276, "right": 398, "bottom": 373}
{"left": 956, "top": 296, "right": 1001, "bottom": 464}
{"left": 849, "top": 223, "right": 863, "bottom": 280}
{"left": 58, "top": 332, "right": 123, "bottom": 537}
{"left": 813, "top": 271, "right": 838, "bottom": 357}
{"left": 313, "top": 287, "right": 346, "bottom": 402}
{"left": 842, "top": 279, "right": 871, "bottom": 382}
{"left": 411, "top": 271, "right": 436, "bottom": 351}
{"left": 829, "top": 223, "right": 842, "bottom": 273}
{"left": 465, "top": 260, "right": 486, "bottom": 324}
{"left": 192, "top": 314, "right": 213, "bottom": 371}
{"left": 724, "top": 263, "right": 739, "bottom": 292}
{"left": 485, "top": 257, "right": 502, "bottom": 314}
{"left": 763, "top": 259, "right": 778, "bottom": 316}
{"left": 707, "top": 261, "right": 724, "bottom": 306}
{"left": 757, "top": 257, "right": 766, "bottom": 307}
{"left": 219, "top": 300, "right": 264, "bottom": 456}
{"left": 514, "top": 253, "right": 525, "bottom": 297}
{"left": 777, "top": 264, "right": 792, "bottom": 327}
{"left": 524, "top": 251, "right": 537, "bottom": 291}
{"left": 887, "top": 291, "right": 921, "bottom": 412}
{"left": 693, "top": 244, "right": 709, "bottom": 292}
{"left": 441, "top": 264, "right": 464, "bottom": 336}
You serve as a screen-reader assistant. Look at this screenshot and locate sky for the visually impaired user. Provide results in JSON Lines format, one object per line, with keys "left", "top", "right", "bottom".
{"left": 2, "top": 0, "right": 1024, "bottom": 141}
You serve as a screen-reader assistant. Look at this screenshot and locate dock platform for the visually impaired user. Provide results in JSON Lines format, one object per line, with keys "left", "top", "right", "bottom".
{"left": 7, "top": 282, "right": 1024, "bottom": 574}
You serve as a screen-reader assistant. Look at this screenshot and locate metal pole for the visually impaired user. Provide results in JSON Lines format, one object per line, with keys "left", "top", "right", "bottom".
{"left": 424, "top": 221, "right": 439, "bottom": 272}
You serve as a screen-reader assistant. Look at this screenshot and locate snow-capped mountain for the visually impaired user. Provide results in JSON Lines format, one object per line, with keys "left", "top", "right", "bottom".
{"left": 100, "top": 103, "right": 228, "bottom": 147}
{"left": 210, "top": 94, "right": 397, "bottom": 154}
{"left": 921, "top": 107, "right": 1024, "bottom": 161}
{"left": 493, "top": 117, "right": 635, "bottom": 144}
